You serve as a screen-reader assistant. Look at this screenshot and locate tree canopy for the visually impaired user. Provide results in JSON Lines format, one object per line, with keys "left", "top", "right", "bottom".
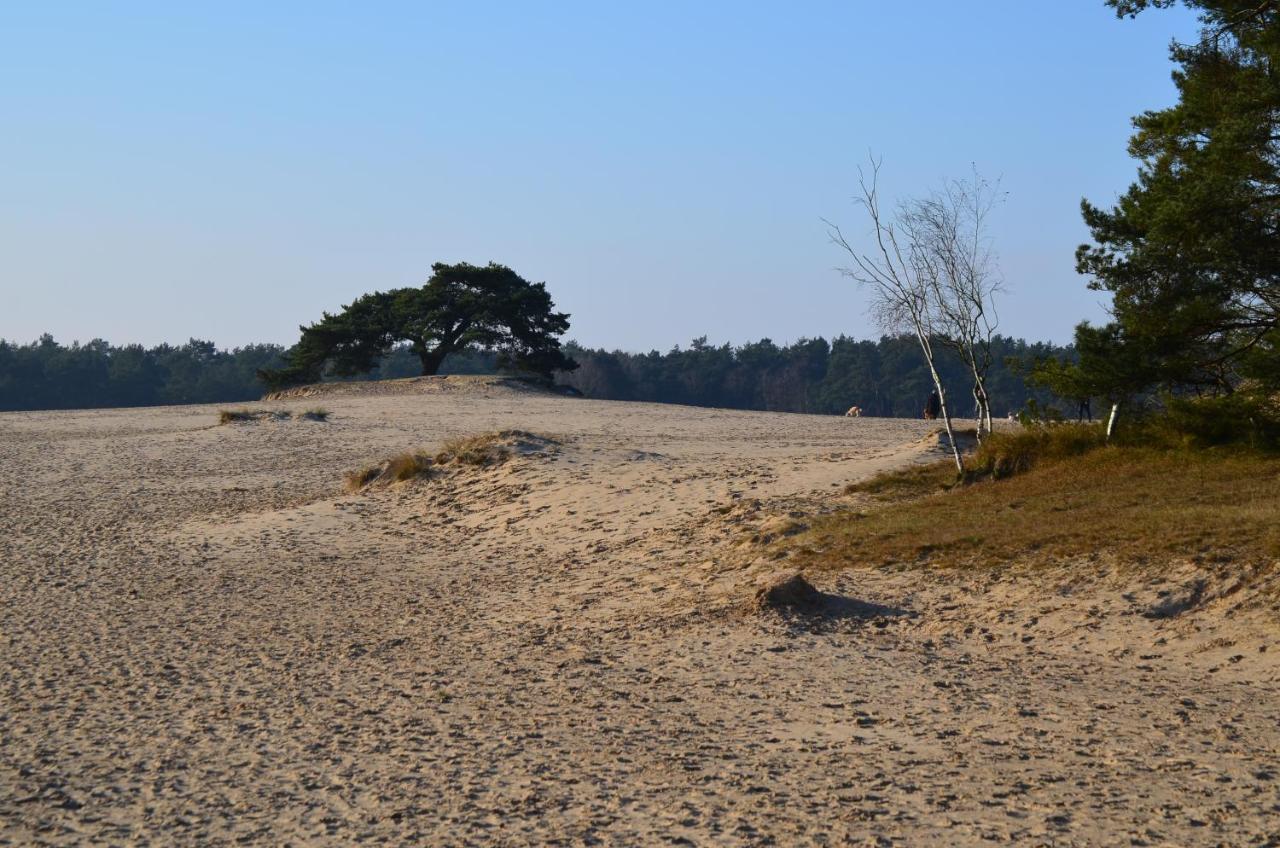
{"left": 1066, "top": 0, "right": 1280, "bottom": 402}
{"left": 261, "top": 262, "right": 577, "bottom": 389}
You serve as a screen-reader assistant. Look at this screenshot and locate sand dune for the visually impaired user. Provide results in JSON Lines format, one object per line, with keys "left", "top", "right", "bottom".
{"left": 2, "top": 381, "right": 1277, "bottom": 845}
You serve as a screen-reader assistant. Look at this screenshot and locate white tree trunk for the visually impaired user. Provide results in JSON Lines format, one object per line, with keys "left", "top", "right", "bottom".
{"left": 968, "top": 363, "right": 992, "bottom": 442}
{"left": 1106, "top": 402, "right": 1120, "bottom": 442}
{"left": 918, "top": 330, "right": 963, "bottom": 473}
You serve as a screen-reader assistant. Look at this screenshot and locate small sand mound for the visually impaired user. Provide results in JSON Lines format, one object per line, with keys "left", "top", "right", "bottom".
{"left": 345, "top": 430, "right": 558, "bottom": 492}
{"left": 753, "top": 571, "right": 824, "bottom": 613}
{"left": 439, "top": 429, "right": 559, "bottom": 466}
{"left": 264, "top": 375, "right": 575, "bottom": 401}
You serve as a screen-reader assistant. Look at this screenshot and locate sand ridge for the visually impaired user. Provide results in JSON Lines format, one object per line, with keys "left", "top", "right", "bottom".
{"left": 2, "top": 386, "right": 1278, "bottom": 845}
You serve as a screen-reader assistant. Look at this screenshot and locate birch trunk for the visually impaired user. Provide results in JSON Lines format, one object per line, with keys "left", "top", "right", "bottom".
{"left": 917, "top": 329, "right": 963, "bottom": 473}
{"left": 1106, "top": 402, "right": 1120, "bottom": 442}
{"left": 968, "top": 362, "right": 992, "bottom": 442}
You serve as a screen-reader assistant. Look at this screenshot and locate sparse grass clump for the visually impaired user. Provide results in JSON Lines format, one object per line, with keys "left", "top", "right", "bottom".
{"left": 344, "top": 430, "right": 554, "bottom": 493}
{"left": 218, "top": 407, "right": 331, "bottom": 425}
{"left": 344, "top": 451, "right": 435, "bottom": 492}
{"left": 219, "top": 408, "right": 290, "bottom": 424}
{"left": 436, "top": 432, "right": 511, "bottom": 466}
{"left": 219, "top": 408, "right": 260, "bottom": 424}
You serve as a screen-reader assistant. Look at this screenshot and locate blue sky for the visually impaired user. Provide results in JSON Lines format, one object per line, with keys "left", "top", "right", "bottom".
{"left": 1, "top": 2, "right": 1198, "bottom": 351}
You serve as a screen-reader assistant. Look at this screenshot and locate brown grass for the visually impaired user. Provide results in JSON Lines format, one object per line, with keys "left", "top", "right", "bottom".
{"left": 219, "top": 408, "right": 329, "bottom": 424}
{"left": 219, "top": 408, "right": 292, "bottom": 424}
{"left": 219, "top": 408, "right": 259, "bottom": 424}
{"left": 794, "top": 442, "right": 1280, "bottom": 574}
{"left": 436, "top": 432, "right": 512, "bottom": 466}
{"left": 344, "top": 451, "right": 434, "bottom": 493}
{"left": 344, "top": 430, "right": 550, "bottom": 493}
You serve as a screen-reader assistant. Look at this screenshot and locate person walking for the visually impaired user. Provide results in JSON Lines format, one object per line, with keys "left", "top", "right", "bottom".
{"left": 923, "top": 389, "right": 941, "bottom": 420}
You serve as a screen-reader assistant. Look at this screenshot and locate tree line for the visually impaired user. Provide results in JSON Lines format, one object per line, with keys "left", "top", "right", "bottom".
{"left": 0, "top": 331, "right": 1067, "bottom": 416}
{"left": 560, "top": 335, "right": 1062, "bottom": 417}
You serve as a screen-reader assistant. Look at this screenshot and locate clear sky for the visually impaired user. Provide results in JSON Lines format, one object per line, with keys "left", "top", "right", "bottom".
{"left": 1, "top": 2, "right": 1199, "bottom": 352}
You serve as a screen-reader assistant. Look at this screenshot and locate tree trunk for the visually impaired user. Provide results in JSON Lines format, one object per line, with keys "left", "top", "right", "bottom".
{"left": 966, "top": 360, "right": 992, "bottom": 442}
{"left": 1106, "top": 402, "right": 1121, "bottom": 442}
{"left": 971, "top": 381, "right": 987, "bottom": 443}
{"left": 917, "top": 330, "right": 963, "bottom": 473}
{"left": 417, "top": 345, "right": 449, "bottom": 376}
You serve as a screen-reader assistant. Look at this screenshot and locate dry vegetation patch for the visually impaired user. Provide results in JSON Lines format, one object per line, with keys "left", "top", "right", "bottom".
{"left": 218, "top": 408, "right": 330, "bottom": 424}
{"left": 797, "top": 439, "right": 1280, "bottom": 574}
{"left": 345, "top": 429, "right": 557, "bottom": 492}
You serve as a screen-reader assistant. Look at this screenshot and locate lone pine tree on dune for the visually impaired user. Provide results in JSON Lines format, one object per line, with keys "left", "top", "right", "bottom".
{"left": 260, "top": 262, "right": 577, "bottom": 388}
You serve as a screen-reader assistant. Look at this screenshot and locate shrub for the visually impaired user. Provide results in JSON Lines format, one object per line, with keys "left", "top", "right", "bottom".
{"left": 1152, "top": 393, "right": 1280, "bottom": 450}
{"left": 967, "top": 423, "right": 1106, "bottom": 479}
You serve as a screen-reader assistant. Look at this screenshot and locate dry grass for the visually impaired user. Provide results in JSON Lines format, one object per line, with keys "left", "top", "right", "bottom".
{"left": 795, "top": 442, "right": 1280, "bottom": 574}
{"left": 436, "top": 432, "right": 513, "bottom": 466}
{"left": 219, "top": 408, "right": 329, "bottom": 424}
{"left": 344, "top": 430, "right": 550, "bottom": 493}
{"left": 344, "top": 451, "right": 434, "bottom": 493}
{"left": 218, "top": 408, "right": 290, "bottom": 424}
{"left": 845, "top": 460, "right": 961, "bottom": 500}
{"left": 219, "top": 408, "right": 261, "bottom": 424}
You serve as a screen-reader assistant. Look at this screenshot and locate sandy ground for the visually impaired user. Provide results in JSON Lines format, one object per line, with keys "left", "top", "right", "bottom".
{"left": 2, "top": 376, "right": 1278, "bottom": 846}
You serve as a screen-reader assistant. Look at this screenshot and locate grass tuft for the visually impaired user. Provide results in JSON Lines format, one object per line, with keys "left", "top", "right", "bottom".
{"left": 219, "top": 407, "right": 332, "bottom": 425}
{"left": 436, "top": 433, "right": 511, "bottom": 467}
{"left": 219, "top": 409, "right": 260, "bottom": 424}
{"left": 344, "top": 430, "right": 553, "bottom": 493}
{"left": 344, "top": 451, "right": 434, "bottom": 492}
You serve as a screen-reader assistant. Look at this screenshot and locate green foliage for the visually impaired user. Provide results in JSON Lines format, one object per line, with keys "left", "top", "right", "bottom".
{"left": 0, "top": 336, "right": 289, "bottom": 411}
{"left": 1015, "top": 398, "right": 1065, "bottom": 426}
{"left": 0, "top": 335, "right": 517, "bottom": 412}
{"left": 0, "top": 331, "right": 1074, "bottom": 415}
{"left": 1031, "top": 321, "right": 1159, "bottom": 408}
{"left": 561, "top": 334, "right": 1067, "bottom": 416}
{"left": 261, "top": 262, "right": 577, "bottom": 389}
{"left": 1154, "top": 392, "right": 1280, "bottom": 449}
{"left": 1075, "top": 1, "right": 1280, "bottom": 400}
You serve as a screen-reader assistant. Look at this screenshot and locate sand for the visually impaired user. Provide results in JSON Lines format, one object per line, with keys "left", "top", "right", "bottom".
{"left": 2, "top": 376, "right": 1277, "bottom": 845}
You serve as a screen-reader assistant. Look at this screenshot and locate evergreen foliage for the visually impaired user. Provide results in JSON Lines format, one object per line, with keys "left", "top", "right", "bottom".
{"left": 1056, "top": 0, "right": 1280, "bottom": 408}
{"left": 0, "top": 333, "right": 1068, "bottom": 415}
{"left": 259, "top": 262, "right": 577, "bottom": 389}
{"left": 558, "top": 335, "right": 1064, "bottom": 417}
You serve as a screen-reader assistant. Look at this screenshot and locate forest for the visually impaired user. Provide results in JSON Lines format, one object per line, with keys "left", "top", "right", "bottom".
{"left": 0, "top": 332, "right": 1065, "bottom": 417}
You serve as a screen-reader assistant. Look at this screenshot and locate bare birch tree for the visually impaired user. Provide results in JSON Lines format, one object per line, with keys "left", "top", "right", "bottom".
{"left": 900, "top": 169, "right": 1005, "bottom": 440}
{"left": 825, "top": 158, "right": 964, "bottom": 473}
